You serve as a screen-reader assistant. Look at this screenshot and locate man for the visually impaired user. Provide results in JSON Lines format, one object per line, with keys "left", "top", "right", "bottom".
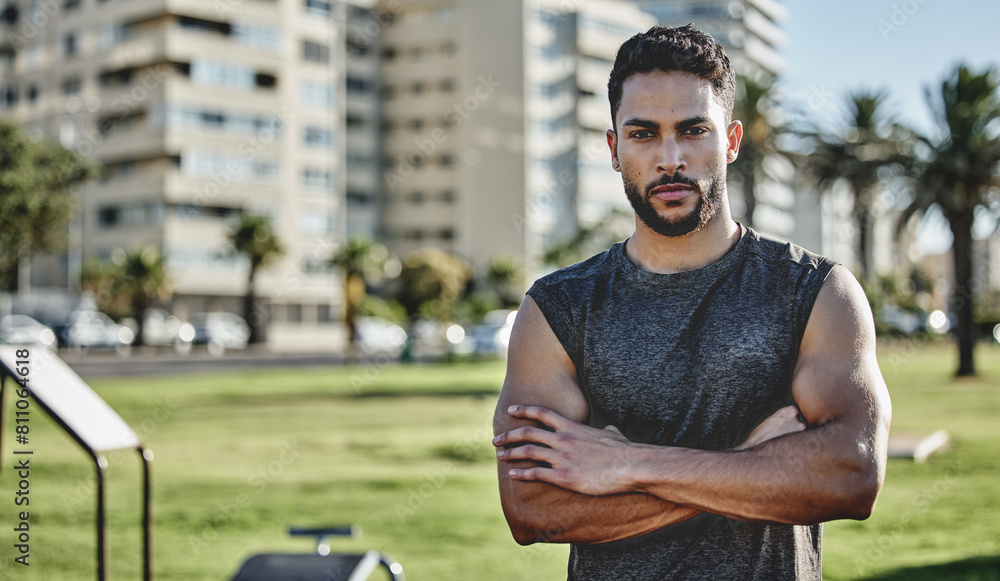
{"left": 492, "top": 25, "right": 891, "bottom": 580}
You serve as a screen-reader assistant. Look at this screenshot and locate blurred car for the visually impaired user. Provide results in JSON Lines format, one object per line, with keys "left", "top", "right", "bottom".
{"left": 191, "top": 312, "right": 250, "bottom": 356}
{"left": 0, "top": 315, "right": 57, "bottom": 350}
{"left": 135, "top": 309, "right": 195, "bottom": 352}
{"left": 457, "top": 309, "right": 517, "bottom": 357}
{"left": 58, "top": 310, "right": 134, "bottom": 355}
{"left": 356, "top": 316, "right": 407, "bottom": 356}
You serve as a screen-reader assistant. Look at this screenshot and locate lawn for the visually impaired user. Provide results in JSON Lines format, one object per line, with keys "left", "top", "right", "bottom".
{"left": 0, "top": 341, "right": 998, "bottom": 580}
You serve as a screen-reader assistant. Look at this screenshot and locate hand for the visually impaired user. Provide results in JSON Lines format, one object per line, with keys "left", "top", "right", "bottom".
{"left": 735, "top": 405, "right": 807, "bottom": 450}
{"left": 493, "top": 405, "right": 638, "bottom": 496}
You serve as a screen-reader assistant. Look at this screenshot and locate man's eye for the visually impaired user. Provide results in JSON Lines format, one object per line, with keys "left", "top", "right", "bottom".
{"left": 683, "top": 127, "right": 708, "bottom": 136}
{"left": 630, "top": 130, "right": 654, "bottom": 139}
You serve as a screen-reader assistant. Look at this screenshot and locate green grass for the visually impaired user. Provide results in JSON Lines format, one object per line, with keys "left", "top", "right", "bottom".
{"left": 0, "top": 342, "right": 998, "bottom": 580}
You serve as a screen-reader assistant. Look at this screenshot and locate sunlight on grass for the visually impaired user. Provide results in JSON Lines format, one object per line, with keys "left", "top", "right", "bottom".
{"left": 0, "top": 343, "right": 997, "bottom": 579}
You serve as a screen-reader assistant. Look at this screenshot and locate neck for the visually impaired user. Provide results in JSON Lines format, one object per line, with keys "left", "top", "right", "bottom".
{"left": 625, "top": 213, "right": 741, "bottom": 274}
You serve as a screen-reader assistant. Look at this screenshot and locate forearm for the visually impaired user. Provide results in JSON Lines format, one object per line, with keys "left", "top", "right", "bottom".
{"left": 499, "top": 463, "right": 699, "bottom": 545}
{"left": 633, "top": 421, "right": 884, "bottom": 525}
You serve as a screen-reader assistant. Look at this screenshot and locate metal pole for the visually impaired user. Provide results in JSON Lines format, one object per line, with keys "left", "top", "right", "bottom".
{"left": 0, "top": 371, "right": 7, "bottom": 472}
{"left": 139, "top": 447, "right": 154, "bottom": 581}
{"left": 95, "top": 454, "right": 108, "bottom": 581}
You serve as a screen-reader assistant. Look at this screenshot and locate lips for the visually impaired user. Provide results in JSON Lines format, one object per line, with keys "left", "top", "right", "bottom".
{"left": 650, "top": 184, "right": 695, "bottom": 203}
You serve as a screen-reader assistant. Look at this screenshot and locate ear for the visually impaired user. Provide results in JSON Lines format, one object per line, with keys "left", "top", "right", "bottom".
{"left": 726, "top": 120, "right": 743, "bottom": 164}
{"left": 606, "top": 128, "right": 620, "bottom": 171}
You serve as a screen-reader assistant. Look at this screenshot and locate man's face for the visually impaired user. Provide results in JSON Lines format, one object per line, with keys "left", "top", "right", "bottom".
{"left": 607, "top": 70, "right": 741, "bottom": 237}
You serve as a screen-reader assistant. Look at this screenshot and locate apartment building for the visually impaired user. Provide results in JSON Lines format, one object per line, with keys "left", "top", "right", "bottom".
{"left": 0, "top": 0, "right": 376, "bottom": 350}
{"left": 378, "top": 0, "right": 655, "bottom": 278}
{"left": 634, "top": 0, "right": 787, "bottom": 79}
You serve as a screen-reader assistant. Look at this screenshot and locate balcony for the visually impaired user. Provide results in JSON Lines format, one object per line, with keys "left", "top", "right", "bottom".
{"left": 93, "top": 123, "right": 167, "bottom": 162}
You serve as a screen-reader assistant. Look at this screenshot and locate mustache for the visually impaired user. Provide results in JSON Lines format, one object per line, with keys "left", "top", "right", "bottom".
{"left": 646, "top": 172, "right": 699, "bottom": 192}
{"left": 645, "top": 173, "right": 699, "bottom": 195}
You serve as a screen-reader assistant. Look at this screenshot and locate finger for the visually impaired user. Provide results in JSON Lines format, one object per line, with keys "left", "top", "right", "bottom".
{"left": 506, "top": 405, "right": 573, "bottom": 431}
{"left": 492, "top": 425, "right": 558, "bottom": 448}
{"left": 603, "top": 425, "right": 623, "bottom": 435}
{"left": 771, "top": 405, "right": 800, "bottom": 420}
{"left": 497, "top": 443, "right": 558, "bottom": 465}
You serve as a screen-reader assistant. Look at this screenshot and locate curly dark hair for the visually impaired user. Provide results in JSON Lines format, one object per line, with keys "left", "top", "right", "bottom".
{"left": 607, "top": 24, "right": 735, "bottom": 130}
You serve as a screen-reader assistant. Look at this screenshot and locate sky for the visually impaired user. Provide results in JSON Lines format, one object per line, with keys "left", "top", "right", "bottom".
{"left": 777, "top": 0, "right": 1000, "bottom": 252}
{"left": 779, "top": 0, "right": 1000, "bottom": 135}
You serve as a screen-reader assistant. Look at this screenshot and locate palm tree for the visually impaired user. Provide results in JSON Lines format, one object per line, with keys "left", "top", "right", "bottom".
{"left": 900, "top": 64, "right": 1000, "bottom": 376}
{"left": 799, "top": 90, "right": 912, "bottom": 280}
{"left": 111, "top": 246, "right": 169, "bottom": 347}
{"left": 730, "top": 74, "right": 786, "bottom": 229}
{"left": 330, "top": 236, "right": 388, "bottom": 347}
{"left": 228, "top": 214, "right": 284, "bottom": 345}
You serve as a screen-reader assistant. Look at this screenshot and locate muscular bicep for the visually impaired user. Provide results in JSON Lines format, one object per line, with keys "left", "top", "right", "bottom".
{"left": 493, "top": 295, "right": 588, "bottom": 435}
{"left": 791, "top": 265, "right": 891, "bottom": 457}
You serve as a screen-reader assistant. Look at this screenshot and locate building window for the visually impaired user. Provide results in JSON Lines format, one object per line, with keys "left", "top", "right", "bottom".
{"left": 298, "top": 212, "right": 332, "bottom": 235}
{"left": 302, "top": 167, "right": 333, "bottom": 189}
{"left": 177, "top": 15, "right": 231, "bottom": 35}
{"left": 26, "top": 85, "right": 39, "bottom": 103}
{"left": 189, "top": 60, "right": 275, "bottom": 90}
{"left": 97, "top": 202, "right": 163, "bottom": 228}
{"left": 63, "top": 0, "right": 81, "bottom": 11}
{"left": 61, "top": 77, "right": 82, "bottom": 96}
{"left": 302, "top": 40, "right": 331, "bottom": 63}
{"left": 303, "top": 126, "right": 332, "bottom": 148}
{"left": 98, "top": 23, "right": 133, "bottom": 48}
{"left": 1, "top": 86, "right": 17, "bottom": 108}
{"left": 182, "top": 148, "right": 281, "bottom": 182}
{"left": 63, "top": 32, "right": 79, "bottom": 58}
{"left": 232, "top": 22, "right": 282, "bottom": 49}
{"left": 1, "top": 5, "right": 19, "bottom": 24}
{"left": 300, "top": 81, "right": 332, "bottom": 109}
{"left": 304, "top": 0, "right": 332, "bottom": 16}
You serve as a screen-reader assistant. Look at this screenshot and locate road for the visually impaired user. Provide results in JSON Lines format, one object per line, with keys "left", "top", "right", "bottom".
{"left": 59, "top": 347, "right": 390, "bottom": 379}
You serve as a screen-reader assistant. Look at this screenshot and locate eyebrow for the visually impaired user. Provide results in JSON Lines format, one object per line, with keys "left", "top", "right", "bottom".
{"left": 621, "top": 116, "right": 712, "bottom": 132}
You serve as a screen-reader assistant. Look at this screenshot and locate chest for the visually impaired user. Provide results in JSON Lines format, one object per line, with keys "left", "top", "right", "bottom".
{"left": 578, "top": 283, "right": 799, "bottom": 448}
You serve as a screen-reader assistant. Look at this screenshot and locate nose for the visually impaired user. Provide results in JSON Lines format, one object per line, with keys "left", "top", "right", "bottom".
{"left": 656, "top": 140, "right": 685, "bottom": 175}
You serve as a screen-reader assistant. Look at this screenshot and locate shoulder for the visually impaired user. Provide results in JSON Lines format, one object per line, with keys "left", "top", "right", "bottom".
{"left": 743, "top": 228, "right": 838, "bottom": 275}
{"left": 531, "top": 244, "right": 619, "bottom": 290}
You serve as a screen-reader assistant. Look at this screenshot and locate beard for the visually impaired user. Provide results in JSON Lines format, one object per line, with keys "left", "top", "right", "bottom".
{"left": 623, "top": 166, "right": 726, "bottom": 237}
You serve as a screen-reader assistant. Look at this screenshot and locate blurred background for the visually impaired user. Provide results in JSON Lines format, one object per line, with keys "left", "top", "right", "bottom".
{"left": 1, "top": 0, "right": 999, "bottom": 362}
{"left": 2, "top": 2, "right": 1000, "bottom": 579}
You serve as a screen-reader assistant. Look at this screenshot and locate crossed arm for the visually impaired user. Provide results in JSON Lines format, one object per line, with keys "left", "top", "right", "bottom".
{"left": 493, "top": 265, "right": 892, "bottom": 545}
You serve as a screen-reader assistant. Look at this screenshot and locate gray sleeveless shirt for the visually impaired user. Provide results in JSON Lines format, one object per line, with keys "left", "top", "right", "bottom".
{"left": 526, "top": 226, "right": 836, "bottom": 580}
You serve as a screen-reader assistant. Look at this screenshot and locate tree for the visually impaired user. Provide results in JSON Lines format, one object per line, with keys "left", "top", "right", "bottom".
{"left": 900, "top": 64, "right": 1000, "bottom": 376}
{"left": 228, "top": 214, "right": 284, "bottom": 344}
{"left": 798, "top": 90, "right": 912, "bottom": 280}
{"left": 484, "top": 254, "right": 524, "bottom": 308}
{"left": 330, "top": 235, "right": 389, "bottom": 347}
{"left": 106, "top": 246, "right": 169, "bottom": 346}
{"left": 394, "top": 248, "right": 471, "bottom": 321}
{"left": 0, "top": 119, "right": 95, "bottom": 291}
{"left": 730, "top": 74, "right": 787, "bottom": 229}
{"left": 542, "top": 208, "right": 633, "bottom": 268}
